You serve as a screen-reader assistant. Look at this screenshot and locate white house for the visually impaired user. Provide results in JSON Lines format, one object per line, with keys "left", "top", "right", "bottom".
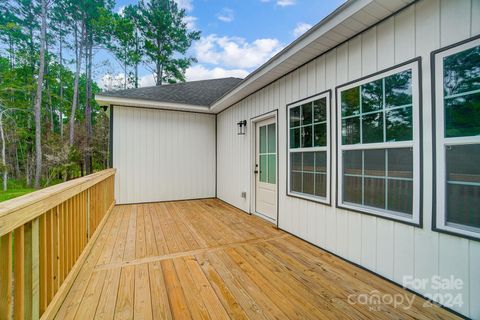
{"left": 96, "top": 0, "right": 480, "bottom": 318}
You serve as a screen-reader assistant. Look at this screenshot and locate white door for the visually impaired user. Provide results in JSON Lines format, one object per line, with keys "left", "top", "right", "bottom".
{"left": 255, "top": 118, "right": 277, "bottom": 221}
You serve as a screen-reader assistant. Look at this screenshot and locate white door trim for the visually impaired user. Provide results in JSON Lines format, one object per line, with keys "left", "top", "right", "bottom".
{"left": 249, "top": 110, "right": 278, "bottom": 225}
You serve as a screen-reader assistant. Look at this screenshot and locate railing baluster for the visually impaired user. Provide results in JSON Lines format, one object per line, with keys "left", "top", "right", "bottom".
{"left": 39, "top": 214, "right": 47, "bottom": 314}
{"left": 14, "top": 226, "right": 25, "bottom": 320}
{"left": 87, "top": 189, "right": 91, "bottom": 240}
{"left": 32, "top": 218, "right": 40, "bottom": 319}
{"left": 53, "top": 208, "right": 59, "bottom": 295}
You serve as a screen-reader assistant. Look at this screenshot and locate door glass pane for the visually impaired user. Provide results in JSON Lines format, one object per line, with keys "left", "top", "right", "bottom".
{"left": 341, "top": 87, "right": 360, "bottom": 117}
{"left": 362, "top": 79, "right": 383, "bottom": 113}
{"left": 314, "top": 123, "right": 327, "bottom": 147}
{"left": 385, "top": 70, "right": 412, "bottom": 107}
{"left": 445, "top": 92, "right": 480, "bottom": 137}
{"left": 388, "top": 179, "right": 413, "bottom": 214}
{"left": 362, "top": 112, "right": 384, "bottom": 143}
{"left": 364, "top": 177, "right": 385, "bottom": 209}
{"left": 303, "top": 152, "right": 314, "bottom": 172}
{"left": 313, "top": 98, "right": 327, "bottom": 123}
{"left": 386, "top": 106, "right": 412, "bottom": 141}
{"left": 268, "top": 155, "right": 276, "bottom": 184}
{"left": 302, "top": 103, "right": 313, "bottom": 125}
{"left": 446, "top": 144, "right": 480, "bottom": 228}
{"left": 260, "top": 126, "right": 267, "bottom": 153}
{"left": 290, "top": 128, "right": 300, "bottom": 148}
{"left": 301, "top": 126, "right": 312, "bottom": 148}
{"left": 268, "top": 124, "right": 276, "bottom": 153}
{"left": 342, "top": 117, "right": 360, "bottom": 145}
{"left": 259, "top": 155, "right": 267, "bottom": 182}
{"left": 388, "top": 148, "right": 413, "bottom": 178}
{"left": 290, "top": 106, "right": 301, "bottom": 127}
{"left": 315, "top": 174, "right": 326, "bottom": 198}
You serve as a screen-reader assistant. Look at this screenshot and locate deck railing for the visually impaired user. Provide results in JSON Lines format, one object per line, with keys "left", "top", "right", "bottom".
{"left": 0, "top": 169, "right": 115, "bottom": 320}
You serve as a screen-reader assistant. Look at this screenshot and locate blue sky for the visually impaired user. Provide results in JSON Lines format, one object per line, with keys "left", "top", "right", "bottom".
{"left": 100, "top": 0, "right": 345, "bottom": 89}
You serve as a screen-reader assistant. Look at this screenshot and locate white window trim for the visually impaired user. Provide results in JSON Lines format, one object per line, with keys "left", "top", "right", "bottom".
{"left": 287, "top": 91, "right": 331, "bottom": 205}
{"left": 434, "top": 38, "right": 480, "bottom": 240}
{"left": 336, "top": 60, "right": 422, "bottom": 225}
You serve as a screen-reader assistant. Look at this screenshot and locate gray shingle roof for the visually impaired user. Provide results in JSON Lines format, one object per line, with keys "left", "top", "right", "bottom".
{"left": 98, "top": 77, "right": 243, "bottom": 107}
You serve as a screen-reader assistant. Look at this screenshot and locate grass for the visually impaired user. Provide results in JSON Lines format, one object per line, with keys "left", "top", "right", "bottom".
{"left": 0, "top": 179, "right": 47, "bottom": 202}
{"left": 0, "top": 187, "right": 35, "bottom": 202}
{"left": 0, "top": 177, "right": 78, "bottom": 202}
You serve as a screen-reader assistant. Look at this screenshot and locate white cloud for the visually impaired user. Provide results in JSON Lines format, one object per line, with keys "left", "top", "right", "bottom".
{"left": 184, "top": 16, "right": 198, "bottom": 29}
{"left": 186, "top": 65, "right": 248, "bottom": 81}
{"left": 194, "top": 34, "right": 283, "bottom": 69}
{"left": 293, "top": 22, "right": 312, "bottom": 38}
{"left": 217, "top": 8, "right": 234, "bottom": 22}
{"left": 130, "top": 67, "right": 247, "bottom": 87}
{"left": 100, "top": 73, "right": 127, "bottom": 91}
{"left": 139, "top": 74, "right": 157, "bottom": 87}
{"left": 174, "top": 0, "right": 193, "bottom": 12}
{"left": 277, "top": 0, "right": 296, "bottom": 6}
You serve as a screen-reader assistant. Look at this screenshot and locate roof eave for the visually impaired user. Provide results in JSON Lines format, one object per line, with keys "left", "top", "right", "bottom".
{"left": 95, "top": 95, "right": 212, "bottom": 113}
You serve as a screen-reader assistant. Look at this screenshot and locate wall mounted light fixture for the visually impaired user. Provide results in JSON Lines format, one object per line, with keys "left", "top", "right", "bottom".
{"left": 237, "top": 120, "right": 247, "bottom": 135}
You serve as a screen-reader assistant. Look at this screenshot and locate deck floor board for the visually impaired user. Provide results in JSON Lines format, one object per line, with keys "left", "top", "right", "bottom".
{"left": 55, "top": 199, "right": 460, "bottom": 319}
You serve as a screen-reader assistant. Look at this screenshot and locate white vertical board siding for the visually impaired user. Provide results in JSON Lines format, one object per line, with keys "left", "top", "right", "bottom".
{"left": 113, "top": 106, "right": 215, "bottom": 204}
{"left": 215, "top": 0, "right": 480, "bottom": 318}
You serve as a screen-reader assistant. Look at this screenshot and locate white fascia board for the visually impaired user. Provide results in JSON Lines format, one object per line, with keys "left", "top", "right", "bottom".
{"left": 95, "top": 95, "right": 212, "bottom": 113}
{"left": 209, "top": 0, "right": 376, "bottom": 112}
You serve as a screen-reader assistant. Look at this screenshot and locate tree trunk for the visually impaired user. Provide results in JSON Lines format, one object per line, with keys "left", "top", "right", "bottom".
{"left": 84, "top": 38, "right": 93, "bottom": 175}
{"left": 156, "top": 60, "right": 162, "bottom": 85}
{"left": 134, "top": 31, "right": 139, "bottom": 88}
{"left": 34, "top": 0, "right": 47, "bottom": 189}
{"left": 0, "top": 113, "right": 7, "bottom": 191}
{"left": 69, "top": 22, "right": 84, "bottom": 146}
{"left": 26, "top": 152, "right": 31, "bottom": 187}
{"left": 59, "top": 34, "right": 64, "bottom": 139}
{"left": 14, "top": 143, "right": 20, "bottom": 179}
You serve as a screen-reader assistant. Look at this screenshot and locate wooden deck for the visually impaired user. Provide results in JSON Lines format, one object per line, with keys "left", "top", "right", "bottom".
{"left": 55, "top": 199, "right": 458, "bottom": 319}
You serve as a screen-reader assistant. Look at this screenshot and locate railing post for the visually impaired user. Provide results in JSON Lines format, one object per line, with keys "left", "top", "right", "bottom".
{"left": 86, "top": 189, "right": 91, "bottom": 241}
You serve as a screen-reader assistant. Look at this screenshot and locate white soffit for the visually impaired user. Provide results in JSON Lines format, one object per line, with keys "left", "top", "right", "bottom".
{"left": 210, "top": 0, "right": 413, "bottom": 112}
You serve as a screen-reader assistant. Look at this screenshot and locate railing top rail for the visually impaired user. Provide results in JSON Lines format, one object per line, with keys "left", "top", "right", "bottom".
{"left": 0, "top": 168, "right": 115, "bottom": 237}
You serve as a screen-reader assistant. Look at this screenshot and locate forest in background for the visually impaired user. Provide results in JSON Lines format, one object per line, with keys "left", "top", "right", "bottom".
{"left": 0, "top": 0, "right": 200, "bottom": 200}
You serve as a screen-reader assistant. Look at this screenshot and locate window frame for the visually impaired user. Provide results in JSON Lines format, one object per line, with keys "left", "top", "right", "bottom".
{"left": 432, "top": 36, "right": 480, "bottom": 241}
{"left": 336, "top": 59, "right": 422, "bottom": 226}
{"left": 286, "top": 90, "right": 331, "bottom": 205}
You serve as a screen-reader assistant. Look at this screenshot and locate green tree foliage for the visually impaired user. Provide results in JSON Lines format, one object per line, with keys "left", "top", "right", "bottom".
{"left": 137, "top": 0, "right": 200, "bottom": 85}
{"left": 0, "top": 0, "right": 200, "bottom": 197}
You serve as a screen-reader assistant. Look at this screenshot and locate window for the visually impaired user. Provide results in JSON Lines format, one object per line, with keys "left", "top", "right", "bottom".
{"left": 287, "top": 92, "right": 330, "bottom": 204}
{"left": 433, "top": 37, "right": 480, "bottom": 240}
{"left": 337, "top": 60, "right": 421, "bottom": 225}
{"left": 259, "top": 123, "right": 276, "bottom": 184}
